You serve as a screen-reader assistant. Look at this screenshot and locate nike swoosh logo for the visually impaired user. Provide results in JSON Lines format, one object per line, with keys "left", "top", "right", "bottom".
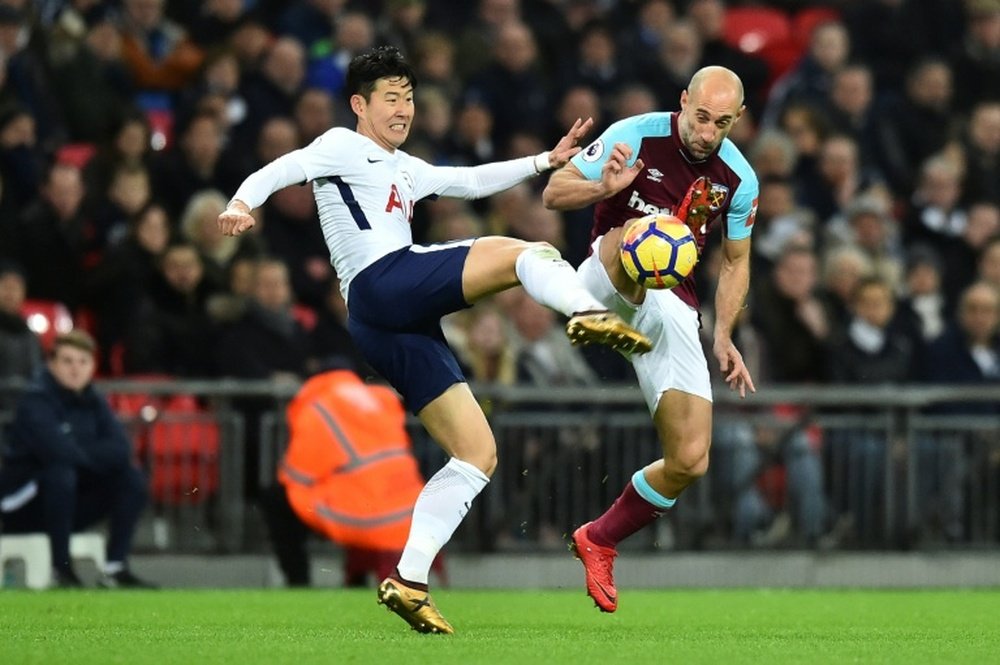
{"left": 367, "top": 157, "right": 382, "bottom": 163}
{"left": 593, "top": 580, "right": 616, "bottom": 604}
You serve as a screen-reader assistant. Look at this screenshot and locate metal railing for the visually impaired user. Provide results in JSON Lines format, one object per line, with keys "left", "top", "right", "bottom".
{"left": 1, "top": 380, "right": 998, "bottom": 553}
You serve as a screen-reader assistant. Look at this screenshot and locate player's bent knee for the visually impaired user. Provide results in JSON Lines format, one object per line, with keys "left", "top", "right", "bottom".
{"left": 456, "top": 449, "right": 497, "bottom": 477}
{"left": 665, "top": 448, "right": 710, "bottom": 481}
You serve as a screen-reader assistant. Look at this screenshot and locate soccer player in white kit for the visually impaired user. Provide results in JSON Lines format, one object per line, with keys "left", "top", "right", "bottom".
{"left": 218, "top": 46, "right": 651, "bottom": 634}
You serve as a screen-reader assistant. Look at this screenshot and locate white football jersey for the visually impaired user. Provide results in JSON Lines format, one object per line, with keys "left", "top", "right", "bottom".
{"left": 231, "top": 126, "right": 540, "bottom": 303}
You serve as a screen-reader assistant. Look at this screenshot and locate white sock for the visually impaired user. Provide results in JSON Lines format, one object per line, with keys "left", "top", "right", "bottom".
{"left": 396, "top": 458, "right": 489, "bottom": 584}
{"left": 515, "top": 245, "right": 605, "bottom": 317}
{"left": 103, "top": 561, "right": 125, "bottom": 575}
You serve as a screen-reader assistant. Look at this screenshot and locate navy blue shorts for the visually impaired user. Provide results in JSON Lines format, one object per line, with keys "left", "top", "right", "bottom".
{"left": 347, "top": 242, "right": 473, "bottom": 413}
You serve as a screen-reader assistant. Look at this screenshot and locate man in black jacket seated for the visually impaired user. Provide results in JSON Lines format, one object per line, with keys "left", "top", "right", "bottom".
{"left": 0, "top": 331, "right": 155, "bottom": 588}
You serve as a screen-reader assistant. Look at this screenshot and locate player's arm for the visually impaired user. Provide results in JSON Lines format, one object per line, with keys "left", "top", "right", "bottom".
{"left": 219, "top": 130, "right": 347, "bottom": 236}
{"left": 713, "top": 180, "right": 758, "bottom": 398}
{"left": 424, "top": 118, "right": 593, "bottom": 200}
{"left": 542, "top": 118, "right": 645, "bottom": 211}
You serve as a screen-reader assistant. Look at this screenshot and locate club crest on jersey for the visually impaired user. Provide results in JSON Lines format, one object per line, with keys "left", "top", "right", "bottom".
{"left": 581, "top": 139, "right": 604, "bottom": 162}
{"left": 708, "top": 183, "right": 729, "bottom": 211}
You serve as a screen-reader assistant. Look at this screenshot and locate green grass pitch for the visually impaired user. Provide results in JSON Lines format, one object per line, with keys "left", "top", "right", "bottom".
{"left": 2, "top": 589, "right": 998, "bottom": 664}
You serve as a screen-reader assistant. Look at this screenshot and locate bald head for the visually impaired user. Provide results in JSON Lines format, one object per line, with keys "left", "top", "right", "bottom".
{"left": 688, "top": 66, "right": 744, "bottom": 107}
{"left": 678, "top": 66, "right": 745, "bottom": 160}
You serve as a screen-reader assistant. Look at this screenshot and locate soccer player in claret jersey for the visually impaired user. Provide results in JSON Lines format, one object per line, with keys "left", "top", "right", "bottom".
{"left": 543, "top": 66, "right": 759, "bottom": 612}
{"left": 218, "top": 46, "right": 651, "bottom": 634}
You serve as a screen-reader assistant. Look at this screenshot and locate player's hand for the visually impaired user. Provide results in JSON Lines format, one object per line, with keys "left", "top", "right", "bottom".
{"left": 547, "top": 117, "right": 595, "bottom": 168}
{"left": 714, "top": 338, "right": 756, "bottom": 399}
{"left": 599, "top": 142, "right": 644, "bottom": 196}
{"left": 217, "top": 202, "right": 255, "bottom": 236}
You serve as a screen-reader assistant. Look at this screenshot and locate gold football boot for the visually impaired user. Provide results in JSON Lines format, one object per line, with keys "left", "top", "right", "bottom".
{"left": 377, "top": 578, "right": 455, "bottom": 635}
{"left": 566, "top": 310, "right": 653, "bottom": 355}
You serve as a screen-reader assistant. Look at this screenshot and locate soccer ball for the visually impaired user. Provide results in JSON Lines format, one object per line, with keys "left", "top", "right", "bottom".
{"left": 619, "top": 214, "right": 698, "bottom": 289}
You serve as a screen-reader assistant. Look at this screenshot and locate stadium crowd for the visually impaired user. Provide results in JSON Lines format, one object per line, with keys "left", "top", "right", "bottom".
{"left": 0, "top": 0, "right": 998, "bottom": 552}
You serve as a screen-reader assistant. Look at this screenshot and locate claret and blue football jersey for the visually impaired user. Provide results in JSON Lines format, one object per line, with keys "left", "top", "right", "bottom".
{"left": 571, "top": 112, "right": 759, "bottom": 309}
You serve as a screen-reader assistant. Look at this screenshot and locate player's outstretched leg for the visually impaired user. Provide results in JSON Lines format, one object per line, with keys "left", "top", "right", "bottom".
{"left": 510, "top": 243, "right": 652, "bottom": 354}
{"left": 377, "top": 576, "right": 454, "bottom": 634}
{"left": 570, "top": 521, "right": 619, "bottom": 613}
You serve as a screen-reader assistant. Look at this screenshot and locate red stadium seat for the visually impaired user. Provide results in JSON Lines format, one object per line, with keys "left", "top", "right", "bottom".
{"left": 20, "top": 299, "right": 74, "bottom": 353}
{"left": 55, "top": 143, "right": 97, "bottom": 169}
{"left": 291, "top": 304, "right": 318, "bottom": 332}
{"left": 722, "top": 6, "right": 792, "bottom": 55}
{"left": 145, "top": 395, "right": 221, "bottom": 505}
{"left": 792, "top": 6, "right": 841, "bottom": 50}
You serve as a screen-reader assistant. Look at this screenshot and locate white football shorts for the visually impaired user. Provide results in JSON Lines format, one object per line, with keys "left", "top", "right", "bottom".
{"left": 578, "top": 236, "right": 712, "bottom": 412}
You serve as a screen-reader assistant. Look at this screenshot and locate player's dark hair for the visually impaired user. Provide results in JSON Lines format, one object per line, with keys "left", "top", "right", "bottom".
{"left": 345, "top": 46, "right": 417, "bottom": 103}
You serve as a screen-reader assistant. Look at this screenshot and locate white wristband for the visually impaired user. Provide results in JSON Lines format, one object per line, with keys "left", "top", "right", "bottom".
{"left": 533, "top": 151, "right": 552, "bottom": 173}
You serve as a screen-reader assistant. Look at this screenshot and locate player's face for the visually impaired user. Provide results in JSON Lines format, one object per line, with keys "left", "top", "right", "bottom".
{"left": 352, "top": 76, "right": 414, "bottom": 151}
{"left": 678, "top": 85, "right": 743, "bottom": 160}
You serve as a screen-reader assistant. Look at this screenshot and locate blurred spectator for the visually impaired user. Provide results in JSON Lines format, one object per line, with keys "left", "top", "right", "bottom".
{"left": 463, "top": 21, "right": 552, "bottom": 149}
{"left": 239, "top": 37, "right": 307, "bottom": 142}
{"left": 260, "top": 366, "right": 439, "bottom": 587}
{"left": 412, "top": 32, "right": 459, "bottom": 100}
{"left": 828, "top": 277, "right": 915, "bottom": 384}
{"left": 0, "top": 260, "right": 42, "bottom": 384}
{"left": 823, "top": 64, "right": 879, "bottom": 172}
{"left": 446, "top": 101, "right": 495, "bottom": 166}
{"left": 896, "top": 245, "right": 948, "bottom": 344}
{"left": 276, "top": 0, "right": 345, "bottom": 53}
{"left": 186, "top": 0, "right": 247, "bottom": 48}
{"left": 310, "top": 277, "right": 371, "bottom": 380}
{"left": 0, "top": 4, "right": 65, "bottom": 149}
{"left": 980, "top": 235, "right": 1000, "bottom": 289}
{"left": 951, "top": 0, "right": 1000, "bottom": 113}
{"left": 763, "top": 20, "right": 850, "bottom": 129}
{"left": 452, "top": 304, "right": 518, "bottom": 387}
{"left": 124, "top": 241, "right": 219, "bottom": 376}
{"left": 3, "top": 162, "right": 88, "bottom": 311}
{"left": 306, "top": 11, "right": 376, "bottom": 100}
{"left": 685, "top": 0, "right": 769, "bottom": 120}
{"left": 920, "top": 281, "right": 1000, "bottom": 391}
{"left": 961, "top": 101, "right": 1000, "bottom": 205}
{"left": 180, "top": 189, "right": 238, "bottom": 288}
{"left": 294, "top": 87, "right": 337, "bottom": 145}
{"left": 510, "top": 293, "right": 597, "bottom": 387}
{"left": 872, "top": 58, "right": 957, "bottom": 197}
{"left": 0, "top": 331, "right": 155, "bottom": 588}
{"left": 752, "top": 244, "right": 830, "bottom": 383}
{"left": 151, "top": 109, "right": 238, "bottom": 219}
{"left": 748, "top": 130, "right": 798, "bottom": 180}
{"left": 119, "top": 0, "right": 204, "bottom": 100}
{"left": 92, "top": 163, "right": 153, "bottom": 252}
{"left": 549, "top": 86, "right": 600, "bottom": 153}
{"left": 85, "top": 202, "right": 171, "bottom": 372}
{"left": 564, "top": 20, "right": 634, "bottom": 115}
{"left": 215, "top": 258, "right": 310, "bottom": 382}
{"left": 903, "top": 156, "right": 969, "bottom": 303}
{"left": 751, "top": 175, "right": 816, "bottom": 277}
{"left": 377, "top": 0, "right": 427, "bottom": 57}
{"left": 176, "top": 47, "right": 246, "bottom": 139}
{"left": 638, "top": 19, "right": 701, "bottom": 112}
{"left": 914, "top": 281, "right": 1000, "bottom": 544}
{"left": 0, "top": 104, "right": 43, "bottom": 218}
{"left": 819, "top": 243, "right": 875, "bottom": 335}
{"left": 83, "top": 112, "right": 153, "bottom": 213}
{"left": 844, "top": 0, "right": 959, "bottom": 95}
{"left": 611, "top": 83, "right": 658, "bottom": 122}
{"left": 711, "top": 409, "right": 826, "bottom": 547}
{"left": 797, "top": 134, "right": 887, "bottom": 225}
{"left": 406, "top": 85, "right": 454, "bottom": 164}
{"left": 453, "top": 0, "right": 522, "bottom": 80}
{"left": 827, "top": 196, "right": 904, "bottom": 294}
{"left": 258, "top": 178, "right": 329, "bottom": 309}
{"left": 46, "top": 8, "right": 131, "bottom": 143}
